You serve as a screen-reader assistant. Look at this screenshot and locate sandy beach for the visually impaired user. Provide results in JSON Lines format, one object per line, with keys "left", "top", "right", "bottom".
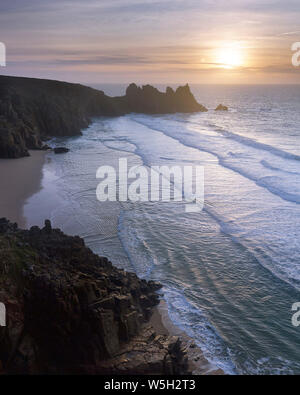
{"left": 0, "top": 146, "right": 224, "bottom": 375}
{"left": 0, "top": 151, "right": 46, "bottom": 228}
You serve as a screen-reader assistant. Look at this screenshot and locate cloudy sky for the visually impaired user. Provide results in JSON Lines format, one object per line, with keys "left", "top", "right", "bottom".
{"left": 0, "top": 0, "right": 300, "bottom": 84}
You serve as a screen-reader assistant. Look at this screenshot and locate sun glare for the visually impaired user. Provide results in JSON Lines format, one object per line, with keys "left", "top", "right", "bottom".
{"left": 216, "top": 45, "right": 244, "bottom": 68}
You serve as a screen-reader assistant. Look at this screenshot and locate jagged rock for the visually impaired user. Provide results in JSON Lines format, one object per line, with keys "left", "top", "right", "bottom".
{"left": 215, "top": 104, "right": 228, "bottom": 111}
{"left": 53, "top": 147, "right": 69, "bottom": 154}
{"left": 0, "top": 76, "right": 208, "bottom": 158}
{"left": 166, "top": 86, "right": 175, "bottom": 96}
{"left": 124, "top": 82, "right": 207, "bottom": 114}
{"left": 44, "top": 219, "right": 52, "bottom": 233}
{"left": 0, "top": 218, "right": 189, "bottom": 374}
{"left": 95, "top": 325, "right": 190, "bottom": 375}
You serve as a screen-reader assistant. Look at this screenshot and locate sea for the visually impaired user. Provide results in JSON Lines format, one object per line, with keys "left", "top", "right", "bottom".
{"left": 24, "top": 84, "right": 300, "bottom": 375}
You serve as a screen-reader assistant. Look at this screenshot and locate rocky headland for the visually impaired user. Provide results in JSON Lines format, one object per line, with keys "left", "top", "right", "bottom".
{"left": 0, "top": 75, "right": 207, "bottom": 159}
{"left": 0, "top": 218, "right": 190, "bottom": 374}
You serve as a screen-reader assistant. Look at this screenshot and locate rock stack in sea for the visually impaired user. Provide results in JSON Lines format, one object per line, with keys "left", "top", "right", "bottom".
{"left": 0, "top": 218, "right": 189, "bottom": 374}
{"left": 215, "top": 104, "right": 228, "bottom": 111}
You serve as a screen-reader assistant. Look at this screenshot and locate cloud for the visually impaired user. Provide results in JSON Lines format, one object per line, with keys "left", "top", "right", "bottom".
{"left": 278, "top": 30, "right": 300, "bottom": 36}
{"left": 1, "top": 0, "right": 300, "bottom": 83}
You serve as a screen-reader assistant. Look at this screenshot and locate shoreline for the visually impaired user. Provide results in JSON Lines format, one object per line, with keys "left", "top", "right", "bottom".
{"left": 0, "top": 150, "right": 46, "bottom": 228}
{"left": 150, "top": 300, "right": 225, "bottom": 375}
{"left": 1, "top": 147, "right": 224, "bottom": 375}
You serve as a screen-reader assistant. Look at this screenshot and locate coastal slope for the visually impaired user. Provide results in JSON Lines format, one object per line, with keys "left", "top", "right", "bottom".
{"left": 0, "top": 218, "right": 189, "bottom": 374}
{"left": 0, "top": 75, "right": 207, "bottom": 158}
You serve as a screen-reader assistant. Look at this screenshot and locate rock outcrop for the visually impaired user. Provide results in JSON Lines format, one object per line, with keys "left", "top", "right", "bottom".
{"left": 215, "top": 104, "right": 228, "bottom": 111}
{"left": 0, "top": 76, "right": 207, "bottom": 158}
{"left": 122, "top": 83, "right": 207, "bottom": 114}
{"left": 0, "top": 218, "right": 189, "bottom": 374}
{"left": 53, "top": 147, "right": 69, "bottom": 154}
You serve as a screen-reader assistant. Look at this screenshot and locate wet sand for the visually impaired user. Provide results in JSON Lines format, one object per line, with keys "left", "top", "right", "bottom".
{"left": 0, "top": 151, "right": 46, "bottom": 228}
{"left": 150, "top": 300, "right": 225, "bottom": 375}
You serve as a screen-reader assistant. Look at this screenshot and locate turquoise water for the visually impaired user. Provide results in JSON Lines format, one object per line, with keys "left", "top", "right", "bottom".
{"left": 25, "top": 85, "right": 300, "bottom": 374}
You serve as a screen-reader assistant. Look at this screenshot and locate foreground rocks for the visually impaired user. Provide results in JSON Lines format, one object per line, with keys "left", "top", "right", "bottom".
{"left": 0, "top": 76, "right": 207, "bottom": 158}
{"left": 0, "top": 218, "right": 189, "bottom": 374}
{"left": 96, "top": 326, "right": 188, "bottom": 375}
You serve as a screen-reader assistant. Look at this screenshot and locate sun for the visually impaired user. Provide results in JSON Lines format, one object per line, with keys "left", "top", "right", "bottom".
{"left": 216, "top": 45, "right": 244, "bottom": 68}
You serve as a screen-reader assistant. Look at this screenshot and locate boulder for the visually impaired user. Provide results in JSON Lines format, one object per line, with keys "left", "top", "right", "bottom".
{"left": 54, "top": 147, "right": 69, "bottom": 154}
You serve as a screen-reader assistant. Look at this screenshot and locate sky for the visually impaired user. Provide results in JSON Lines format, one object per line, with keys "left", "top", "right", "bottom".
{"left": 0, "top": 0, "right": 300, "bottom": 85}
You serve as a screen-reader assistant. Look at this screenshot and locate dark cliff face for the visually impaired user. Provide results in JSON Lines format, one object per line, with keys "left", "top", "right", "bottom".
{"left": 0, "top": 76, "right": 123, "bottom": 158}
{"left": 0, "top": 218, "right": 189, "bottom": 374}
{"left": 0, "top": 75, "right": 207, "bottom": 158}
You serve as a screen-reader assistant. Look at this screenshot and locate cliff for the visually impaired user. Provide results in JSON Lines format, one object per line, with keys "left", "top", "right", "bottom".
{"left": 0, "top": 218, "right": 189, "bottom": 374}
{"left": 0, "top": 76, "right": 123, "bottom": 158}
{"left": 0, "top": 75, "right": 207, "bottom": 158}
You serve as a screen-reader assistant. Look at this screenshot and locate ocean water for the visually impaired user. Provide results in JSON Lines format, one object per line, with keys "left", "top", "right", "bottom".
{"left": 25, "top": 85, "right": 300, "bottom": 374}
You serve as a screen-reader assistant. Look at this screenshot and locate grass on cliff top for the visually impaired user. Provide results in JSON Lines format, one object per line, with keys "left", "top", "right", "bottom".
{"left": 0, "top": 234, "right": 38, "bottom": 292}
